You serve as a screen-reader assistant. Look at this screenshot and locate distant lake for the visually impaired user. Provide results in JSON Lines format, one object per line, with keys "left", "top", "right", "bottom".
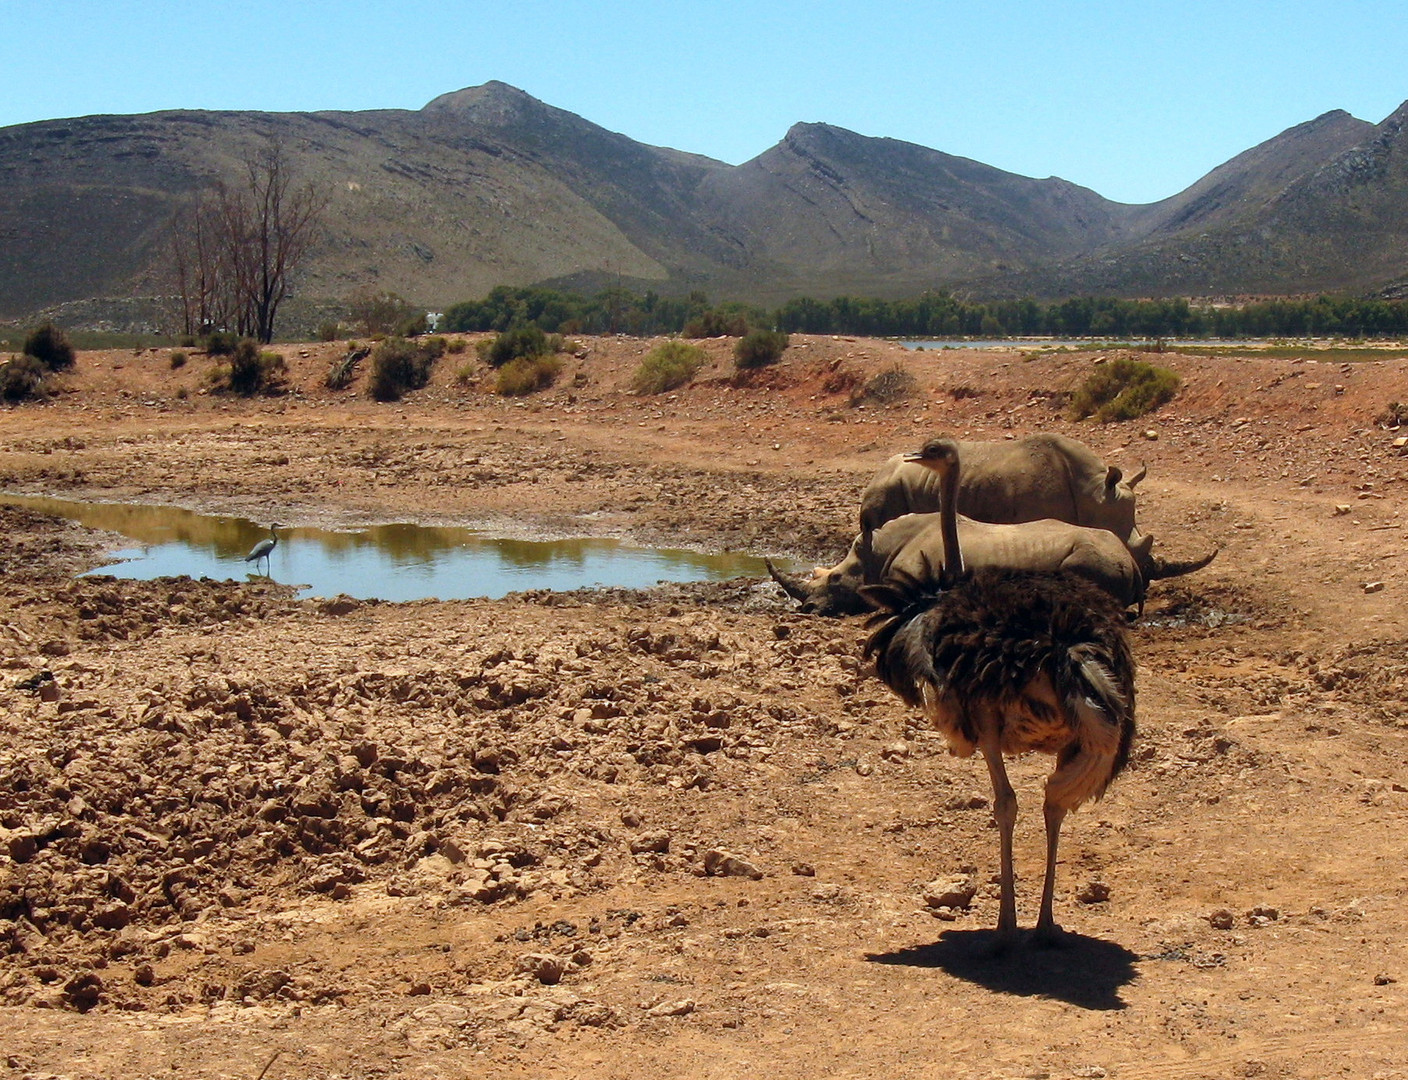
{"left": 902, "top": 339, "right": 1060, "bottom": 350}
{"left": 1, "top": 494, "right": 776, "bottom": 603}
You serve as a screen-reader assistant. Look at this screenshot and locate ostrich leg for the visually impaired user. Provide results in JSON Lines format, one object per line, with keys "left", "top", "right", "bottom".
{"left": 1035, "top": 801, "right": 1068, "bottom": 945}
{"left": 980, "top": 726, "right": 1020, "bottom": 947}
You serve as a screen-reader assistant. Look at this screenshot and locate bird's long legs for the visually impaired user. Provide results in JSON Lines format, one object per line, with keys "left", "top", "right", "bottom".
{"left": 1035, "top": 801, "right": 1068, "bottom": 945}
{"left": 980, "top": 727, "right": 1019, "bottom": 947}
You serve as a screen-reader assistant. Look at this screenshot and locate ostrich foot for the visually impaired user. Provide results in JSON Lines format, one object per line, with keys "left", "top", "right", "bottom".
{"left": 1031, "top": 920, "right": 1069, "bottom": 948}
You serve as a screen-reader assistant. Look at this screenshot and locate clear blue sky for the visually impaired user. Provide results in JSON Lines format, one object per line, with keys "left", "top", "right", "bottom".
{"left": 2, "top": 0, "right": 1404, "bottom": 205}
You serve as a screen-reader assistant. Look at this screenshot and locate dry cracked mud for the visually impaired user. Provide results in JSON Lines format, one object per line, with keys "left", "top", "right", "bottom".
{"left": 1, "top": 333, "right": 1406, "bottom": 1079}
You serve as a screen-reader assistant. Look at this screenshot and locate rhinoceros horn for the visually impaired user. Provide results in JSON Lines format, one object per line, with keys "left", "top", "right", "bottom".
{"left": 765, "top": 558, "right": 811, "bottom": 602}
{"left": 1146, "top": 546, "right": 1219, "bottom": 580}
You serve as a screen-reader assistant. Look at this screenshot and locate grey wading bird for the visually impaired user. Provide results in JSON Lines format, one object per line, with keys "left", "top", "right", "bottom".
{"left": 244, "top": 523, "right": 283, "bottom": 575}
{"left": 861, "top": 439, "right": 1136, "bottom": 948}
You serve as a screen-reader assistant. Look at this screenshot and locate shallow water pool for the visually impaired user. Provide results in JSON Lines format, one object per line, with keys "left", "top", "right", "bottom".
{"left": 1, "top": 494, "right": 774, "bottom": 602}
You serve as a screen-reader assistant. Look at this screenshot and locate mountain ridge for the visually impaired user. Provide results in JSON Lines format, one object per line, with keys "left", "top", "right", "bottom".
{"left": 2, "top": 83, "right": 1406, "bottom": 326}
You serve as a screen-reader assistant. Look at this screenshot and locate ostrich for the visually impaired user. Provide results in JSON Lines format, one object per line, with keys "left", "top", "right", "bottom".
{"left": 862, "top": 438, "right": 1136, "bottom": 947}
{"left": 244, "top": 522, "right": 282, "bottom": 575}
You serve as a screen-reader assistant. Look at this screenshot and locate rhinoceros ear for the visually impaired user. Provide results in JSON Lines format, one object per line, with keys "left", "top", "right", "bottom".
{"left": 1127, "top": 463, "right": 1147, "bottom": 488}
{"left": 1105, "top": 465, "right": 1123, "bottom": 488}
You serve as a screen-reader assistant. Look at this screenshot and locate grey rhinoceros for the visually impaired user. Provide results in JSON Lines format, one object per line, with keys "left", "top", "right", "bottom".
{"left": 858, "top": 433, "right": 1152, "bottom": 568}
{"left": 769, "top": 511, "right": 1149, "bottom": 617}
{"left": 770, "top": 432, "right": 1217, "bottom": 616}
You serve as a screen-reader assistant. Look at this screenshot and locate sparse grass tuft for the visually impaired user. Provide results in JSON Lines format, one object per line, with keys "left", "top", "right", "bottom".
{"left": 325, "top": 344, "right": 370, "bottom": 390}
{"left": 1068, "top": 356, "right": 1180, "bottom": 422}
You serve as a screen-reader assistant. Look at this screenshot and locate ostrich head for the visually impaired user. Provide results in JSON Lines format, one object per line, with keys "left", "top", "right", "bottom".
{"left": 902, "top": 438, "right": 964, "bottom": 585}
{"left": 903, "top": 437, "right": 961, "bottom": 473}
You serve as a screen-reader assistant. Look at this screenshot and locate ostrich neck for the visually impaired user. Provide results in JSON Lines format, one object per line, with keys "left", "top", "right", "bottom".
{"left": 940, "top": 461, "right": 964, "bottom": 582}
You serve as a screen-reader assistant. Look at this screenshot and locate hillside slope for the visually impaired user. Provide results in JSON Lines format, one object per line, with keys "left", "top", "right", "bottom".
{"left": 2, "top": 83, "right": 1407, "bottom": 324}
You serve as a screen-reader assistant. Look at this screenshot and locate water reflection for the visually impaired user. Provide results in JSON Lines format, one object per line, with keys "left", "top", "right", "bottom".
{"left": 1, "top": 493, "right": 774, "bottom": 602}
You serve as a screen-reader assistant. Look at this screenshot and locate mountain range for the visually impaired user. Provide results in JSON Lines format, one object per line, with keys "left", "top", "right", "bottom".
{"left": 2, "top": 80, "right": 1407, "bottom": 327}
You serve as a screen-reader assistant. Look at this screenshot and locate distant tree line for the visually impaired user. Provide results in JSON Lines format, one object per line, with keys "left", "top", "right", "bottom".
{"left": 443, "top": 286, "right": 769, "bottom": 337}
{"left": 442, "top": 285, "right": 1408, "bottom": 340}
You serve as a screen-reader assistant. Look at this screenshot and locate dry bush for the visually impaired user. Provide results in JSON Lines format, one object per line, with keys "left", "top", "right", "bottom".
{"left": 852, "top": 362, "right": 917, "bottom": 406}
{"left": 1377, "top": 401, "right": 1408, "bottom": 428}
{"left": 0, "top": 355, "right": 48, "bottom": 401}
{"left": 632, "top": 340, "right": 706, "bottom": 394}
{"left": 496, "top": 354, "right": 563, "bottom": 396}
{"left": 23, "top": 321, "right": 75, "bottom": 371}
{"left": 367, "top": 337, "right": 445, "bottom": 401}
{"left": 733, "top": 330, "right": 789, "bottom": 370}
{"left": 1068, "top": 357, "right": 1180, "bottom": 422}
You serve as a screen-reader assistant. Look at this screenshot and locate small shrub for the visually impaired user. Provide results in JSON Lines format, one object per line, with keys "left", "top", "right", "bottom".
{"left": 179, "top": 334, "right": 197, "bottom": 348}
{"left": 733, "top": 329, "right": 790, "bottom": 370}
{"left": 1, "top": 354, "right": 48, "bottom": 401}
{"left": 1377, "top": 401, "right": 1408, "bottom": 428}
{"left": 854, "top": 362, "right": 917, "bottom": 406}
{"left": 496, "top": 354, "right": 562, "bottom": 396}
{"left": 169, "top": 351, "right": 188, "bottom": 370}
{"left": 1068, "top": 357, "right": 1180, "bottom": 422}
{"left": 23, "top": 322, "right": 75, "bottom": 371}
{"left": 480, "top": 325, "right": 549, "bottom": 368}
{"left": 446, "top": 337, "right": 469, "bottom": 354}
{"left": 368, "top": 337, "right": 440, "bottom": 402}
{"left": 317, "top": 322, "right": 342, "bottom": 342}
{"left": 632, "top": 340, "right": 706, "bottom": 394}
{"left": 226, "top": 338, "right": 287, "bottom": 396}
{"left": 204, "top": 331, "right": 237, "bottom": 357}
{"left": 455, "top": 362, "right": 477, "bottom": 385}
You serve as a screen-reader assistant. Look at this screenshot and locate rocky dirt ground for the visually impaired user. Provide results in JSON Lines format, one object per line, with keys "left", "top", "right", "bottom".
{"left": 1, "top": 333, "right": 1406, "bottom": 1079}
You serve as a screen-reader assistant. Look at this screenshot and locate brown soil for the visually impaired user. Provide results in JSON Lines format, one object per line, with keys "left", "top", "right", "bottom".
{"left": 2, "top": 334, "right": 1407, "bottom": 1080}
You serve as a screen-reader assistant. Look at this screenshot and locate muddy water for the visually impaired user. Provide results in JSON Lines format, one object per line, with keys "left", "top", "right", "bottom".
{"left": 1, "top": 494, "right": 774, "bottom": 601}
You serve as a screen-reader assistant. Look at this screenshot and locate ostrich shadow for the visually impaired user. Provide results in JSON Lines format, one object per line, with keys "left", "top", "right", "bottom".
{"left": 865, "top": 928, "right": 1138, "bottom": 1011}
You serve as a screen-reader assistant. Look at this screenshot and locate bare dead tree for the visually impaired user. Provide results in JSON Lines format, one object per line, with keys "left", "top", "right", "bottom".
{"left": 243, "top": 141, "right": 327, "bottom": 343}
{"left": 171, "top": 139, "right": 327, "bottom": 343}
{"left": 171, "top": 195, "right": 233, "bottom": 337}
